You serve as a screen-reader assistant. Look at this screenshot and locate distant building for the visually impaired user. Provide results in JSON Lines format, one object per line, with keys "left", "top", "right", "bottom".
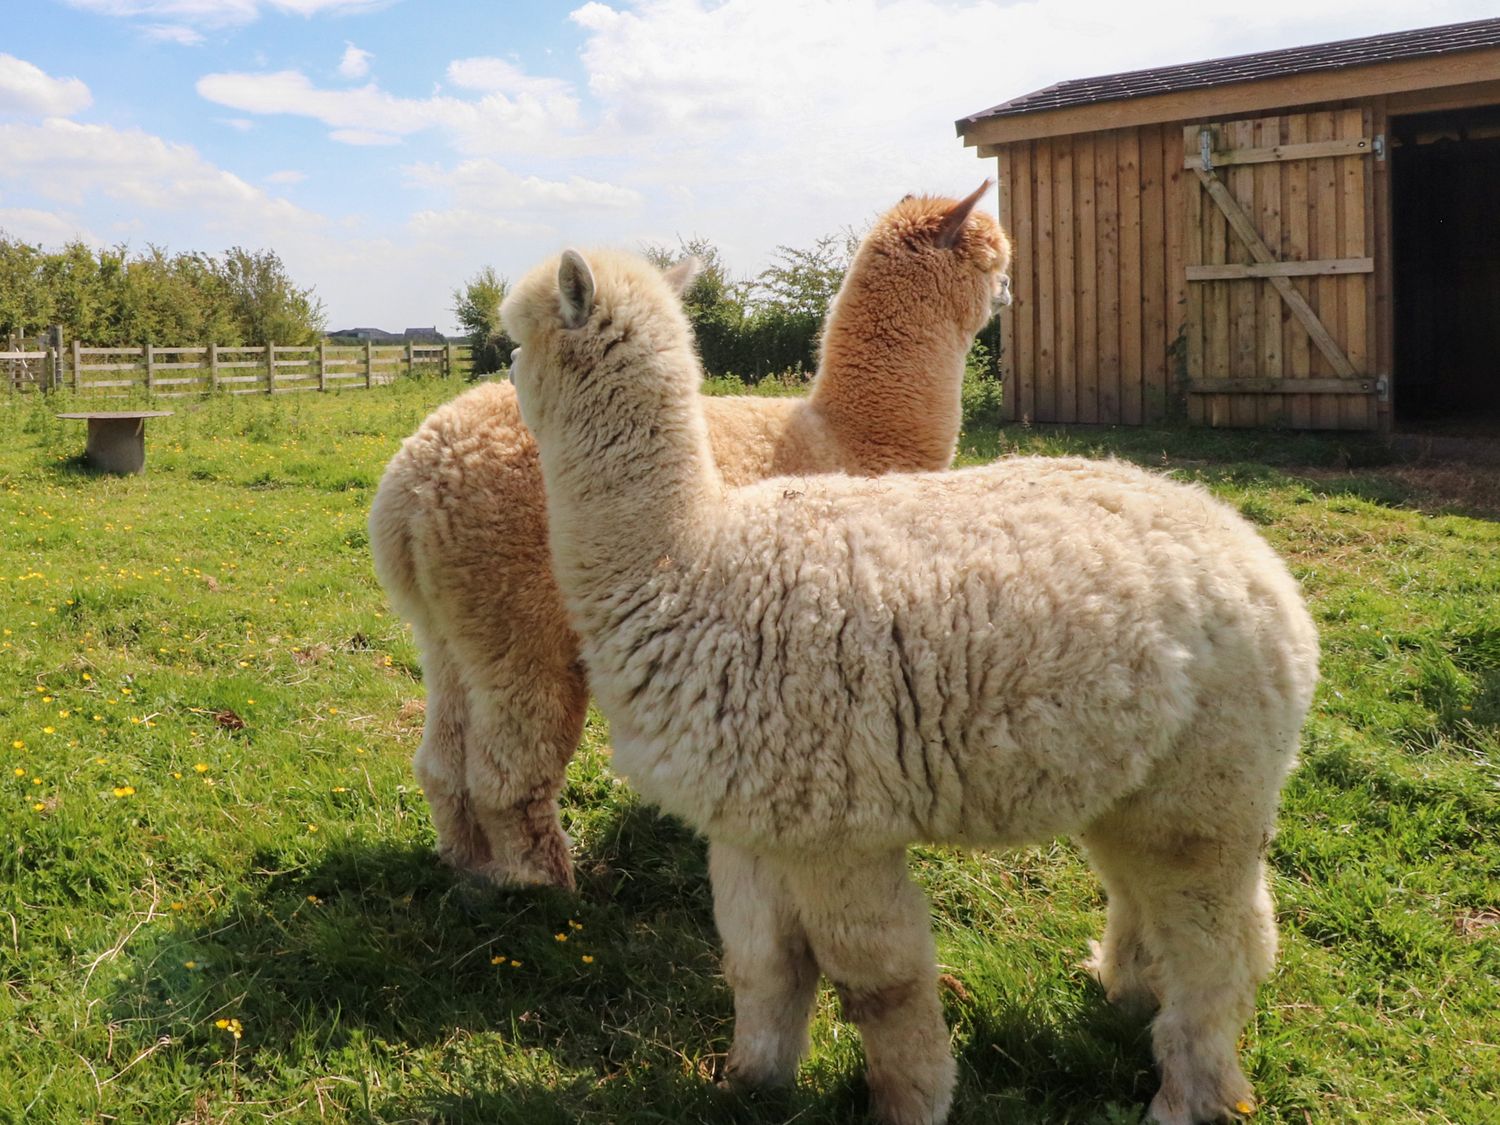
{"left": 327, "top": 326, "right": 457, "bottom": 344}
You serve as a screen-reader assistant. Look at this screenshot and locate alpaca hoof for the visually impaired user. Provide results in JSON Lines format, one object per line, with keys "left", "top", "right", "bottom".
{"left": 1147, "top": 1076, "right": 1256, "bottom": 1124}
{"left": 1083, "top": 940, "right": 1158, "bottom": 1017}
{"left": 722, "top": 1046, "right": 799, "bottom": 1092}
{"left": 867, "top": 1075, "right": 953, "bottom": 1125}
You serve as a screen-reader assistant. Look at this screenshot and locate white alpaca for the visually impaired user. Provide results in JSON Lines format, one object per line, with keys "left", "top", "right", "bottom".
{"left": 369, "top": 185, "right": 1010, "bottom": 888}
{"left": 502, "top": 247, "right": 1320, "bottom": 1125}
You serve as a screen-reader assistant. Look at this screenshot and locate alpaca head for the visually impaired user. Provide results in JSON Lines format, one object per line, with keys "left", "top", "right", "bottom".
{"left": 501, "top": 248, "right": 700, "bottom": 446}
{"left": 840, "top": 179, "right": 1012, "bottom": 341}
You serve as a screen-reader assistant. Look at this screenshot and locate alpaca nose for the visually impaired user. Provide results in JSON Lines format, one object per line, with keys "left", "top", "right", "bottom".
{"left": 992, "top": 276, "right": 1013, "bottom": 311}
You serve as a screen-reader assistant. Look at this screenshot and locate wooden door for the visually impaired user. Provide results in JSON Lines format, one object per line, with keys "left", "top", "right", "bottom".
{"left": 1182, "top": 110, "right": 1382, "bottom": 429}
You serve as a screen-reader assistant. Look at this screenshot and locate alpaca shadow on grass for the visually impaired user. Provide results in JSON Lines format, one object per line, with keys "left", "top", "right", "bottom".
{"left": 112, "top": 803, "right": 1164, "bottom": 1124}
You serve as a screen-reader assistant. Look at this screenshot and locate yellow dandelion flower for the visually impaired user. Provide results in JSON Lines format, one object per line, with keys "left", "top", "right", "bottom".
{"left": 184, "top": 960, "right": 197, "bottom": 969}
{"left": 581, "top": 955, "right": 594, "bottom": 964}
{"left": 554, "top": 933, "right": 568, "bottom": 943}
{"left": 306, "top": 823, "right": 319, "bottom": 833}
{"left": 194, "top": 763, "right": 209, "bottom": 773}
{"left": 43, "top": 727, "right": 55, "bottom": 735}
{"left": 509, "top": 960, "right": 521, "bottom": 968}
{"left": 331, "top": 786, "right": 348, "bottom": 793}
{"left": 32, "top": 801, "right": 45, "bottom": 812}
{"left": 12, "top": 741, "right": 23, "bottom": 750}
{"left": 58, "top": 710, "right": 69, "bottom": 718}
{"left": 41, "top": 696, "right": 52, "bottom": 703}
{"left": 12, "top": 767, "right": 23, "bottom": 777}
{"left": 172, "top": 772, "right": 183, "bottom": 779}
{"left": 82, "top": 673, "right": 91, "bottom": 680}
{"left": 170, "top": 902, "right": 185, "bottom": 911}
{"left": 307, "top": 894, "right": 322, "bottom": 905}
{"left": 113, "top": 786, "right": 135, "bottom": 797}
{"left": 491, "top": 956, "right": 504, "bottom": 965}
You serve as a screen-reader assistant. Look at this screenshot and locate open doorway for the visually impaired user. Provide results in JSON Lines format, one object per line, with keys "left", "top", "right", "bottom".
{"left": 1392, "top": 105, "right": 1500, "bottom": 430}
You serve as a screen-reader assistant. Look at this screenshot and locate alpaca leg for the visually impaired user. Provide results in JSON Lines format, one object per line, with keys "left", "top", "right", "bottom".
{"left": 781, "top": 850, "right": 955, "bottom": 1125}
{"left": 1081, "top": 844, "right": 1159, "bottom": 1017}
{"left": 411, "top": 634, "right": 491, "bottom": 872}
{"left": 1085, "top": 819, "right": 1276, "bottom": 1125}
{"left": 461, "top": 672, "right": 586, "bottom": 891}
{"left": 710, "top": 842, "right": 819, "bottom": 1089}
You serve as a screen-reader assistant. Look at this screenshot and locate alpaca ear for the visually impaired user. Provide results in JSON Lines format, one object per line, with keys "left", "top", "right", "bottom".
{"left": 934, "top": 178, "right": 994, "bottom": 249}
{"left": 662, "top": 256, "right": 701, "bottom": 295}
{"left": 558, "top": 249, "right": 595, "bottom": 329}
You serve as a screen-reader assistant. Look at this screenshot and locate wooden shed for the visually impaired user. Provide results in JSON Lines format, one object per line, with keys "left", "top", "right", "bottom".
{"left": 957, "top": 17, "right": 1500, "bottom": 431}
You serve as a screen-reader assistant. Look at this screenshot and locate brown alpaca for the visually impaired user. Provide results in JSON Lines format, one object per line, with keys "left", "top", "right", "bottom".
{"left": 369, "top": 184, "right": 1011, "bottom": 888}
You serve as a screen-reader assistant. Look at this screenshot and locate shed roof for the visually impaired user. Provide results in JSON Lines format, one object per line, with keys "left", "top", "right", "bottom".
{"left": 958, "top": 17, "right": 1500, "bottom": 130}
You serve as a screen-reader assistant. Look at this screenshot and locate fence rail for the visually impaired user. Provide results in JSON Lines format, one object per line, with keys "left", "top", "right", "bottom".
{"left": 3, "top": 337, "right": 472, "bottom": 395}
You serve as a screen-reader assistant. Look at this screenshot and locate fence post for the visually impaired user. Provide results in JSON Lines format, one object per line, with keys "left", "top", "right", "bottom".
{"left": 71, "top": 339, "right": 81, "bottom": 393}
{"left": 145, "top": 343, "right": 156, "bottom": 397}
{"left": 265, "top": 343, "right": 275, "bottom": 395}
{"left": 364, "top": 340, "right": 373, "bottom": 389}
{"left": 444, "top": 342, "right": 454, "bottom": 378}
{"left": 318, "top": 340, "right": 328, "bottom": 392}
{"left": 44, "top": 344, "right": 56, "bottom": 394}
{"left": 209, "top": 342, "right": 219, "bottom": 393}
{"left": 49, "top": 326, "right": 63, "bottom": 391}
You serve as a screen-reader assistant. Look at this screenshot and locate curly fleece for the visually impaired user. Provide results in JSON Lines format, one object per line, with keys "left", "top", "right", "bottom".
{"left": 504, "top": 246, "right": 1320, "bottom": 1125}
{"left": 368, "top": 186, "right": 1010, "bottom": 889}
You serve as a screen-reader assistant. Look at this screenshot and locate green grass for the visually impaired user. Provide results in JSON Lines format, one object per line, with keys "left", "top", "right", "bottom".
{"left": 1, "top": 379, "right": 1496, "bottom": 1123}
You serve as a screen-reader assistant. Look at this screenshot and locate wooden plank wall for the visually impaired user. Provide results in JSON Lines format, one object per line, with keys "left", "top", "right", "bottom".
{"left": 996, "top": 124, "right": 1186, "bottom": 424}
{"left": 1183, "top": 109, "right": 1378, "bottom": 429}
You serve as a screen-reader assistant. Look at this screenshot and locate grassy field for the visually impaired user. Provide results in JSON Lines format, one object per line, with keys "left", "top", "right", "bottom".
{"left": 0, "top": 378, "right": 1495, "bottom": 1124}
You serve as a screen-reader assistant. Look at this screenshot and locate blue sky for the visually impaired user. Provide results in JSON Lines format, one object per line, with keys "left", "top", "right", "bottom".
{"left": 3, "top": 0, "right": 1496, "bottom": 332}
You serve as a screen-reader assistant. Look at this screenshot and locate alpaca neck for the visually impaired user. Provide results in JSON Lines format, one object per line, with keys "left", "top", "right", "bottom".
{"left": 541, "top": 387, "right": 722, "bottom": 612}
{"left": 809, "top": 292, "right": 968, "bottom": 473}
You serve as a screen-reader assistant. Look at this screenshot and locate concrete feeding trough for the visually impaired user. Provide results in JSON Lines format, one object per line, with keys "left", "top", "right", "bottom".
{"left": 57, "top": 411, "right": 173, "bottom": 474}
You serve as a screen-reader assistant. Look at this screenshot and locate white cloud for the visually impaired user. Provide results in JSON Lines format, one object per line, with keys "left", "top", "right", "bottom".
{"left": 63, "top": 0, "right": 386, "bottom": 26}
{"left": 196, "top": 65, "right": 581, "bottom": 153}
{"left": 0, "top": 207, "right": 100, "bottom": 247}
{"left": 265, "top": 169, "right": 307, "bottom": 183}
{"left": 0, "top": 55, "right": 92, "bottom": 117}
{"left": 143, "top": 23, "right": 206, "bottom": 44}
{"left": 405, "top": 159, "right": 642, "bottom": 212}
{"left": 338, "top": 42, "right": 372, "bottom": 79}
{"left": 329, "top": 127, "right": 399, "bottom": 145}
{"left": 0, "top": 117, "right": 318, "bottom": 236}
{"left": 218, "top": 116, "right": 255, "bottom": 131}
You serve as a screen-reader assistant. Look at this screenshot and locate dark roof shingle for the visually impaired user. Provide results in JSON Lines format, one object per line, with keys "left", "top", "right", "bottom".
{"left": 958, "top": 17, "right": 1500, "bottom": 129}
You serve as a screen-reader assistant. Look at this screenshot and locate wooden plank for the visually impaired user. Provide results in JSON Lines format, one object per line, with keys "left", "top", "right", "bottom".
{"left": 1255, "top": 115, "right": 1285, "bottom": 426}
{"left": 1185, "top": 135, "right": 1373, "bottom": 169}
{"left": 1189, "top": 376, "right": 1376, "bottom": 394}
{"left": 1141, "top": 124, "right": 1168, "bottom": 423}
{"left": 1282, "top": 113, "right": 1312, "bottom": 428}
{"left": 1035, "top": 137, "right": 1056, "bottom": 421}
{"left": 1054, "top": 134, "right": 1077, "bottom": 422}
{"left": 1194, "top": 167, "right": 1356, "bottom": 378}
{"left": 1342, "top": 105, "right": 1372, "bottom": 431}
{"left": 1186, "top": 257, "right": 1373, "bottom": 280}
{"left": 959, "top": 46, "right": 1500, "bottom": 148}
{"left": 1074, "top": 132, "right": 1099, "bottom": 424}
{"left": 1118, "top": 128, "right": 1143, "bottom": 426}
{"left": 1309, "top": 110, "right": 1341, "bottom": 427}
{"left": 1164, "top": 126, "right": 1187, "bottom": 422}
{"left": 1096, "top": 130, "right": 1121, "bottom": 426}
{"left": 1183, "top": 125, "right": 1205, "bottom": 425}
{"left": 1227, "top": 118, "right": 1258, "bottom": 428}
{"left": 1002, "top": 145, "right": 1026, "bottom": 423}
{"left": 1370, "top": 96, "right": 1395, "bottom": 430}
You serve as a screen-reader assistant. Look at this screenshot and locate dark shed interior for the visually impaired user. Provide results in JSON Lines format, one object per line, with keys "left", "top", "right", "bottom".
{"left": 1393, "top": 104, "right": 1500, "bottom": 426}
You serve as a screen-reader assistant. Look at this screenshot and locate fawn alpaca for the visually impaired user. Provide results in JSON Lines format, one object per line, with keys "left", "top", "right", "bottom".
{"left": 369, "top": 185, "right": 1009, "bottom": 888}
{"left": 503, "top": 246, "right": 1319, "bottom": 1125}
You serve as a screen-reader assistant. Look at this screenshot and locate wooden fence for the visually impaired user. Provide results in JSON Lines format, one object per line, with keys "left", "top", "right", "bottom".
{"left": 2, "top": 339, "right": 473, "bottom": 396}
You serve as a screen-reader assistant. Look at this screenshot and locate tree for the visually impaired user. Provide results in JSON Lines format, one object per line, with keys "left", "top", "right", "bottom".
{"left": 452, "top": 266, "right": 514, "bottom": 377}
{"left": 217, "top": 247, "right": 325, "bottom": 346}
